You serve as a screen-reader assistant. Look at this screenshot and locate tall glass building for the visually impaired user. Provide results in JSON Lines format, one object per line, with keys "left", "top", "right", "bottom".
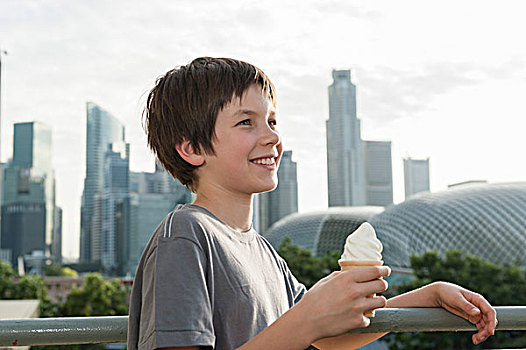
{"left": 326, "top": 70, "right": 366, "bottom": 206}
{"left": 404, "top": 157, "right": 430, "bottom": 199}
{"left": 97, "top": 142, "right": 129, "bottom": 273}
{"left": 80, "top": 102, "right": 125, "bottom": 262}
{"left": 256, "top": 150, "right": 298, "bottom": 233}
{"left": 326, "top": 70, "right": 393, "bottom": 208}
{"left": 1, "top": 122, "right": 60, "bottom": 265}
{"left": 119, "top": 166, "right": 193, "bottom": 276}
{"left": 364, "top": 140, "right": 393, "bottom": 206}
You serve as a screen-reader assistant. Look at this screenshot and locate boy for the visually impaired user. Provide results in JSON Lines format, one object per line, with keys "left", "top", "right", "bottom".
{"left": 128, "top": 57, "right": 497, "bottom": 350}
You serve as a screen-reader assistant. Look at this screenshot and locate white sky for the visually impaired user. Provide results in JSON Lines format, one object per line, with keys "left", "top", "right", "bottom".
{"left": 1, "top": 0, "right": 526, "bottom": 259}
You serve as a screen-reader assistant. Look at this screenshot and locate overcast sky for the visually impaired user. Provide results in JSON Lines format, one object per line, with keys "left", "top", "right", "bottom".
{"left": 2, "top": 0, "right": 526, "bottom": 259}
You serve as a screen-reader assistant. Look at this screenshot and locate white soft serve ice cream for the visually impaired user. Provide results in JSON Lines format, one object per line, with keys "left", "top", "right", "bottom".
{"left": 340, "top": 222, "right": 383, "bottom": 262}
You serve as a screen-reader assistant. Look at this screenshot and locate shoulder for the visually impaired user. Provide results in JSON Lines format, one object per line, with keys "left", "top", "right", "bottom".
{"left": 255, "top": 233, "right": 280, "bottom": 254}
{"left": 159, "top": 204, "right": 217, "bottom": 244}
{"left": 254, "top": 233, "right": 287, "bottom": 265}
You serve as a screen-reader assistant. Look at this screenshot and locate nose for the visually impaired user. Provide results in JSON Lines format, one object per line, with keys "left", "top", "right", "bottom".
{"left": 261, "top": 124, "right": 281, "bottom": 146}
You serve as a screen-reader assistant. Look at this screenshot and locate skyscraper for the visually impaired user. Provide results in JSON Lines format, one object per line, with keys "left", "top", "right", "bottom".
{"left": 326, "top": 69, "right": 395, "bottom": 208}
{"left": 257, "top": 150, "right": 298, "bottom": 234}
{"left": 364, "top": 141, "right": 393, "bottom": 206}
{"left": 80, "top": 102, "right": 126, "bottom": 262}
{"left": 404, "top": 157, "right": 430, "bottom": 199}
{"left": 326, "top": 70, "right": 366, "bottom": 206}
{"left": 119, "top": 166, "right": 193, "bottom": 276}
{"left": 97, "top": 142, "right": 129, "bottom": 272}
{"left": 1, "top": 122, "right": 60, "bottom": 266}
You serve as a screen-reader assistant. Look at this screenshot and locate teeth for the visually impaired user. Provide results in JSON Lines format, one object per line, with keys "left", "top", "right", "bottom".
{"left": 252, "top": 157, "right": 275, "bottom": 165}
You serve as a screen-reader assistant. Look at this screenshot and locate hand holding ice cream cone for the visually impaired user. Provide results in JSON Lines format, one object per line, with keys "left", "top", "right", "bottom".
{"left": 339, "top": 222, "right": 384, "bottom": 317}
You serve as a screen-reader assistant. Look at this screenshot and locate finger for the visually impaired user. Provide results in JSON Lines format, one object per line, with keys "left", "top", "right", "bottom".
{"left": 349, "top": 278, "right": 389, "bottom": 299}
{"left": 476, "top": 317, "right": 487, "bottom": 331}
{"left": 362, "top": 278, "right": 389, "bottom": 296}
{"left": 464, "top": 291, "right": 495, "bottom": 318}
{"left": 347, "top": 266, "right": 391, "bottom": 282}
{"left": 360, "top": 315, "right": 371, "bottom": 328}
{"left": 473, "top": 318, "right": 493, "bottom": 344}
{"left": 442, "top": 296, "right": 481, "bottom": 324}
{"left": 464, "top": 292, "right": 498, "bottom": 333}
{"left": 473, "top": 332, "right": 488, "bottom": 345}
{"left": 363, "top": 295, "right": 387, "bottom": 312}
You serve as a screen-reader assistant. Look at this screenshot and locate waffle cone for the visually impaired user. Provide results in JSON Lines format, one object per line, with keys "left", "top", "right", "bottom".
{"left": 338, "top": 259, "right": 383, "bottom": 271}
{"left": 338, "top": 259, "right": 383, "bottom": 317}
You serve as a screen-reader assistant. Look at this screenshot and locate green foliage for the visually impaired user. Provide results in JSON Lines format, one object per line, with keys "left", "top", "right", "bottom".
{"left": 44, "top": 263, "right": 64, "bottom": 276}
{"left": 0, "top": 261, "right": 15, "bottom": 298}
{"left": 278, "top": 237, "right": 340, "bottom": 289}
{"left": 0, "top": 264, "right": 127, "bottom": 349}
{"left": 62, "top": 273, "right": 128, "bottom": 317}
{"left": 44, "top": 263, "right": 79, "bottom": 277}
{"left": 64, "top": 262, "right": 103, "bottom": 273}
{"left": 61, "top": 267, "right": 79, "bottom": 278}
{"left": 13, "top": 275, "right": 48, "bottom": 300}
{"left": 385, "top": 250, "right": 526, "bottom": 349}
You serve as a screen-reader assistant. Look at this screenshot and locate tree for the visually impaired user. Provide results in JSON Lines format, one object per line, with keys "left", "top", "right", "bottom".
{"left": 62, "top": 273, "right": 128, "bottom": 317}
{"left": 60, "top": 267, "right": 78, "bottom": 278}
{"left": 13, "top": 275, "right": 48, "bottom": 300}
{"left": 385, "top": 250, "right": 526, "bottom": 349}
{"left": 278, "top": 237, "right": 340, "bottom": 289}
{"left": 0, "top": 261, "right": 15, "bottom": 298}
{"left": 44, "top": 263, "right": 78, "bottom": 278}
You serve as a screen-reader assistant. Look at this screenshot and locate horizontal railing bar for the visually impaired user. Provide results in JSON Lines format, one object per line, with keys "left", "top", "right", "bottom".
{"left": 0, "top": 307, "right": 524, "bottom": 346}
{"left": 0, "top": 316, "right": 127, "bottom": 346}
{"left": 351, "top": 307, "right": 526, "bottom": 333}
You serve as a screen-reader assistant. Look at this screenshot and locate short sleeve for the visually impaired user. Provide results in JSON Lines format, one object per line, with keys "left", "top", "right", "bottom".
{"left": 274, "top": 253, "right": 306, "bottom": 306}
{"left": 285, "top": 264, "right": 307, "bottom": 305}
{"left": 139, "top": 232, "right": 215, "bottom": 349}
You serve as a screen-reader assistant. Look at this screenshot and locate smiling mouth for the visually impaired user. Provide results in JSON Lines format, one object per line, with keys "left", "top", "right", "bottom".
{"left": 250, "top": 157, "right": 276, "bottom": 166}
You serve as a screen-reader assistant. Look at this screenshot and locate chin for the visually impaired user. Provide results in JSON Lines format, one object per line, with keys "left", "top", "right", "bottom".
{"left": 255, "top": 181, "right": 278, "bottom": 194}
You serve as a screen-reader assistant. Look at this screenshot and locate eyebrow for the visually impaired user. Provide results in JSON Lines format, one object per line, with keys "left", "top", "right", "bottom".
{"left": 232, "top": 109, "right": 276, "bottom": 118}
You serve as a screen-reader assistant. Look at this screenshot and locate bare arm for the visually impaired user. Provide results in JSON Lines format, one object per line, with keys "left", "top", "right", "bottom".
{"left": 236, "top": 266, "right": 390, "bottom": 350}
{"left": 387, "top": 282, "right": 497, "bottom": 344}
{"left": 314, "top": 281, "right": 498, "bottom": 349}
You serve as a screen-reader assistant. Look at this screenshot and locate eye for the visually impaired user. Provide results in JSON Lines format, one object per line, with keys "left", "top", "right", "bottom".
{"left": 268, "top": 119, "right": 277, "bottom": 127}
{"left": 236, "top": 119, "right": 251, "bottom": 126}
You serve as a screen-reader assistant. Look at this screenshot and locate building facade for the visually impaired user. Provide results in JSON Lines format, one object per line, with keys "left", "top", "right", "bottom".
{"left": 364, "top": 141, "right": 393, "bottom": 206}
{"left": 256, "top": 150, "right": 298, "bottom": 234}
{"left": 403, "top": 157, "right": 430, "bottom": 199}
{"left": 326, "top": 70, "right": 366, "bottom": 206}
{"left": 97, "top": 142, "right": 130, "bottom": 273}
{"left": 266, "top": 182, "right": 526, "bottom": 269}
{"left": 1, "top": 122, "right": 60, "bottom": 266}
{"left": 326, "top": 69, "right": 393, "bottom": 208}
{"left": 119, "top": 167, "right": 193, "bottom": 276}
{"left": 80, "top": 102, "right": 126, "bottom": 262}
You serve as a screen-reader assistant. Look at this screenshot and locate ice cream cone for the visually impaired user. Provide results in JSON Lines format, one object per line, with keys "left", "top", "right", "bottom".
{"left": 338, "top": 259, "right": 383, "bottom": 317}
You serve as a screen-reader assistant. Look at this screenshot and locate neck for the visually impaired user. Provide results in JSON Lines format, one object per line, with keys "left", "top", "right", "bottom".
{"left": 193, "top": 186, "right": 254, "bottom": 232}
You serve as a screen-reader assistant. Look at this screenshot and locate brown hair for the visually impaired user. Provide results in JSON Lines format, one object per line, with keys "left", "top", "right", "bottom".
{"left": 143, "top": 57, "right": 276, "bottom": 192}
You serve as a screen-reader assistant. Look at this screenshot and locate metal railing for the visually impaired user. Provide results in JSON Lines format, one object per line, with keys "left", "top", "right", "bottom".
{"left": 0, "top": 307, "right": 525, "bottom": 346}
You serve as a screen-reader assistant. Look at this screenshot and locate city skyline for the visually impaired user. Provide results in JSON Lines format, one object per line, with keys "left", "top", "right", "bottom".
{"left": 2, "top": 1, "right": 526, "bottom": 259}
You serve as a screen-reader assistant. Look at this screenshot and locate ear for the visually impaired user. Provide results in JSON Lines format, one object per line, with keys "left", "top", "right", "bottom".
{"left": 175, "top": 140, "right": 205, "bottom": 166}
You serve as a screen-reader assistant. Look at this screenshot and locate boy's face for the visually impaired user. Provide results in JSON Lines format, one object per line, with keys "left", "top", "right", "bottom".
{"left": 198, "top": 84, "right": 282, "bottom": 196}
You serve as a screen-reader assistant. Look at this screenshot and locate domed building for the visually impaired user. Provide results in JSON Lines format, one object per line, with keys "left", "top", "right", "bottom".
{"left": 370, "top": 182, "right": 526, "bottom": 268}
{"left": 265, "top": 182, "right": 526, "bottom": 269}
{"left": 265, "top": 206, "right": 384, "bottom": 256}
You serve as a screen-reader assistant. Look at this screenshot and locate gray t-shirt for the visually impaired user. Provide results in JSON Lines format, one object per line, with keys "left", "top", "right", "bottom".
{"left": 127, "top": 204, "right": 306, "bottom": 350}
